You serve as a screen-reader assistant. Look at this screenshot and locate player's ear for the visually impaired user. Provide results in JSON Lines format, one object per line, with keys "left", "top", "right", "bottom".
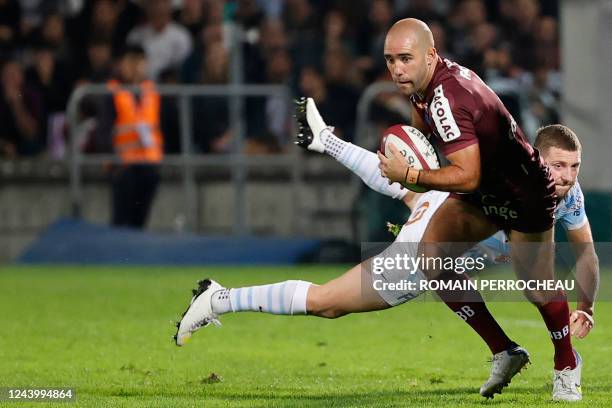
{"left": 426, "top": 47, "right": 436, "bottom": 65}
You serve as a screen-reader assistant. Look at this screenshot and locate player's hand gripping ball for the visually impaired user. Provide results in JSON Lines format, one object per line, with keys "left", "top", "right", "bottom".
{"left": 377, "top": 125, "right": 439, "bottom": 192}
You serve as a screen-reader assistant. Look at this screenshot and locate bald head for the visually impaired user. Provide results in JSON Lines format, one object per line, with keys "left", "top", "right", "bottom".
{"left": 383, "top": 18, "right": 437, "bottom": 96}
{"left": 386, "top": 18, "right": 434, "bottom": 51}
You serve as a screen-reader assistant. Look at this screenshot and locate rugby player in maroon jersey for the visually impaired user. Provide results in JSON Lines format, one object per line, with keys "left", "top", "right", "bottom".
{"left": 378, "top": 18, "right": 581, "bottom": 401}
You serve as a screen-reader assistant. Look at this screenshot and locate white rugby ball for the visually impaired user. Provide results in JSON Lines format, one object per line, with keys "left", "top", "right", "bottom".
{"left": 380, "top": 125, "right": 439, "bottom": 192}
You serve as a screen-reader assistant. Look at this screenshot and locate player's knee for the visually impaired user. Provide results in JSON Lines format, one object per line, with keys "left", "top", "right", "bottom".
{"left": 523, "top": 289, "right": 559, "bottom": 306}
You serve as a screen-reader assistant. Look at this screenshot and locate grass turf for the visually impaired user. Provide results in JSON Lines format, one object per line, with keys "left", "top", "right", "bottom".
{"left": 0, "top": 265, "right": 610, "bottom": 407}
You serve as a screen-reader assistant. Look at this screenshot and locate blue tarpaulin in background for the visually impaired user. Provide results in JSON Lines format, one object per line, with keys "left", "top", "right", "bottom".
{"left": 18, "top": 218, "right": 321, "bottom": 265}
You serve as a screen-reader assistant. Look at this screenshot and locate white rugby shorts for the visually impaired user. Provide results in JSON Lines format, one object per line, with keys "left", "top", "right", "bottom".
{"left": 371, "top": 190, "right": 450, "bottom": 306}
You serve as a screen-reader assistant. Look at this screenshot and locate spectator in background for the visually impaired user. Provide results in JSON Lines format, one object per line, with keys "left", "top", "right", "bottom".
{"left": 323, "top": 10, "right": 354, "bottom": 56}
{"left": 174, "top": 0, "right": 206, "bottom": 40}
{"left": 534, "top": 16, "right": 560, "bottom": 72}
{"left": 192, "top": 39, "right": 231, "bottom": 153}
{"left": 398, "top": 0, "right": 444, "bottom": 23}
{"left": 181, "top": 21, "right": 224, "bottom": 83}
{"left": 322, "top": 0, "right": 368, "bottom": 36}
{"left": 0, "top": 59, "right": 43, "bottom": 158}
{"left": 263, "top": 48, "right": 292, "bottom": 149}
{"left": 206, "top": 0, "right": 226, "bottom": 26}
{"left": 355, "top": 0, "right": 393, "bottom": 83}
{"left": 0, "top": 0, "right": 566, "bottom": 160}
{"left": 26, "top": 42, "right": 72, "bottom": 153}
{"left": 324, "top": 45, "right": 359, "bottom": 89}
{"left": 299, "top": 65, "right": 356, "bottom": 141}
{"left": 79, "top": 38, "right": 113, "bottom": 82}
{"left": 245, "top": 39, "right": 286, "bottom": 155}
{"left": 428, "top": 20, "right": 454, "bottom": 61}
{"left": 510, "top": 0, "right": 541, "bottom": 71}
{"left": 18, "top": 0, "right": 58, "bottom": 41}
{"left": 27, "top": 42, "right": 72, "bottom": 113}
{"left": 447, "top": 0, "right": 488, "bottom": 63}
{"left": 522, "top": 66, "right": 560, "bottom": 139}
{"left": 242, "top": 18, "right": 287, "bottom": 83}
{"left": 235, "top": 0, "right": 265, "bottom": 32}
{"left": 105, "top": 45, "right": 164, "bottom": 229}
{"left": 496, "top": 0, "right": 517, "bottom": 41}
{"left": 322, "top": 47, "right": 359, "bottom": 139}
{"left": 283, "top": 0, "right": 318, "bottom": 34}
{"left": 284, "top": 0, "right": 320, "bottom": 72}
{"left": 256, "top": 0, "right": 283, "bottom": 19}
{"left": 69, "top": 0, "right": 143, "bottom": 59}
{"left": 35, "top": 12, "right": 74, "bottom": 66}
{"left": 241, "top": 18, "right": 288, "bottom": 142}
{"left": 199, "top": 39, "right": 229, "bottom": 83}
{"left": 68, "top": 0, "right": 118, "bottom": 67}
{"left": 483, "top": 42, "right": 521, "bottom": 81}
{"left": 463, "top": 22, "right": 498, "bottom": 76}
{"left": 0, "top": 0, "right": 21, "bottom": 57}
{"left": 127, "top": 0, "right": 192, "bottom": 80}
{"left": 84, "top": 0, "right": 120, "bottom": 46}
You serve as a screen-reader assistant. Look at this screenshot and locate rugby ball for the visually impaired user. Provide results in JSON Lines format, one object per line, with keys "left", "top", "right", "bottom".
{"left": 380, "top": 125, "right": 440, "bottom": 192}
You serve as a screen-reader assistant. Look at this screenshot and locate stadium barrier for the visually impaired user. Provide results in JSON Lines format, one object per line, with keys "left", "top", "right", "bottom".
{"left": 67, "top": 83, "right": 297, "bottom": 236}
{"left": 18, "top": 218, "right": 322, "bottom": 265}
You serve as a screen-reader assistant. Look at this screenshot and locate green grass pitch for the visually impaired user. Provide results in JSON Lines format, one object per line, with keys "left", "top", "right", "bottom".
{"left": 0, "top": 265, "right": 610, "bottom": 407}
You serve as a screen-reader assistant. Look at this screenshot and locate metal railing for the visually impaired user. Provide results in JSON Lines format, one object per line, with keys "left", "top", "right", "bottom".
{"left": 70, "top": 79, "right": 529, "bottom": 239}
{"left": 66, "top": 83, "right": 300, "bottom": 235}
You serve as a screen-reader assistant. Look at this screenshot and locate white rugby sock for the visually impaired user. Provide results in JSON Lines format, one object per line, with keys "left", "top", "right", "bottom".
{"left": 211, "top": 280, "right": 311, "bottom": 315}
{"left": 321, "top": 129, "right": 407, "bottom": 200}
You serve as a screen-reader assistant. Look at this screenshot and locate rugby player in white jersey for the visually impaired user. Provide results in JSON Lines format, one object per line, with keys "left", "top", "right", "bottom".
{"left": 474, "top": 124, "right": 598, "bottom": 338}
{"left": 174, "top": 101, "right": 598, "bottom": 400}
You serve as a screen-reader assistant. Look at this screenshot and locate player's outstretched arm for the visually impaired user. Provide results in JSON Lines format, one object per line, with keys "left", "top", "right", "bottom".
{"left": 566, "top": 219, "right": 599, "bottom": 338}
{"left": 295, "top": 97, "right": 412, "bottom": 201}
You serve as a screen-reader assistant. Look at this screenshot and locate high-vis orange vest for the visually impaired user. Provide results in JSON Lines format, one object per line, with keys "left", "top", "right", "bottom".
{"left": 108, "top": 80, "right": 163, "bottom": 164}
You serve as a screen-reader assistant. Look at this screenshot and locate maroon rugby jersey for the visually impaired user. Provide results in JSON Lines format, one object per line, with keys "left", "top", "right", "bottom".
{"left": 411, "top": 57, "right": 556, "bottom": 231}
{"left": 412, "top": 57, "right": 548, "bottom": 192}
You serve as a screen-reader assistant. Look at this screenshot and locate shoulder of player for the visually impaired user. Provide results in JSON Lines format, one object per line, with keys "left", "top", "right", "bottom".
{"left": 426, "top": 77, "right": 475, "bottom": 142}
{"left": 561, "top": 181, "right": 585, "bottom": 210}
{"left": 567, "top": 181, "right": 584, "bottom": 204}
{"left": 428, "top": 75, "right": 475, "bottom": 114}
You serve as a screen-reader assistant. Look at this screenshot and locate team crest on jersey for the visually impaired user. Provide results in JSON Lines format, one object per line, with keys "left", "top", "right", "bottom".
{"left": 431, "top": 85, "right": 461, "bottom": 142}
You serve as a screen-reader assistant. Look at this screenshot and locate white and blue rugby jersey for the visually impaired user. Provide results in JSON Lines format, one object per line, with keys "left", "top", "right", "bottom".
{"left": 555, "top": 182, "right": 587, "bottom": 231}
{"left": 470, "top": 182, "right": 587, "bottom": 263}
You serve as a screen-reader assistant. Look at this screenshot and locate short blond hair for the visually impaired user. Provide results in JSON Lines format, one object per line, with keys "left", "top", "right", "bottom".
{"left": 534, "top": 124, "right": 581, "bottom": 154}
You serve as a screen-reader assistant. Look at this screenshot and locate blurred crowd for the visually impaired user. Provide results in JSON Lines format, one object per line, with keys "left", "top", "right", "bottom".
{"left": 0, "top": 0, "right": 562, "bottom": 159}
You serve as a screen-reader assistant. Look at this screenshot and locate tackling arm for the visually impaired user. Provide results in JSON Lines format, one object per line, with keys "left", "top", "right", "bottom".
{"left": 566, "top": 220, "right": 599, "bottom": 326}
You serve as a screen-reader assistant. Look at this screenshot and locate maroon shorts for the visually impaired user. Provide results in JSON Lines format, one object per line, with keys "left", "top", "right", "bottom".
{"left": 450, "top": 151, "right": 557, "bottom": 233}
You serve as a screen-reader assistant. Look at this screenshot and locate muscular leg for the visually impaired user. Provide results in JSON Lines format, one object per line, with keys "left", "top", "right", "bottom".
{"left": 510, "top": 229, "right": 576, "bottom": 369}
{"left": 420, "top": 197, "right": 516, "bottom": 354}
{"left": 307, "top": 262, "right": 391, "bottom": 318}
{"left": 421, "top": 197, "right": 498, "bottom": 269}
{"left": 210, "top": 261, "right": 391, "bottom": 319}
{"left": 509, "top": 229, "right": 558, "bottom": 304}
